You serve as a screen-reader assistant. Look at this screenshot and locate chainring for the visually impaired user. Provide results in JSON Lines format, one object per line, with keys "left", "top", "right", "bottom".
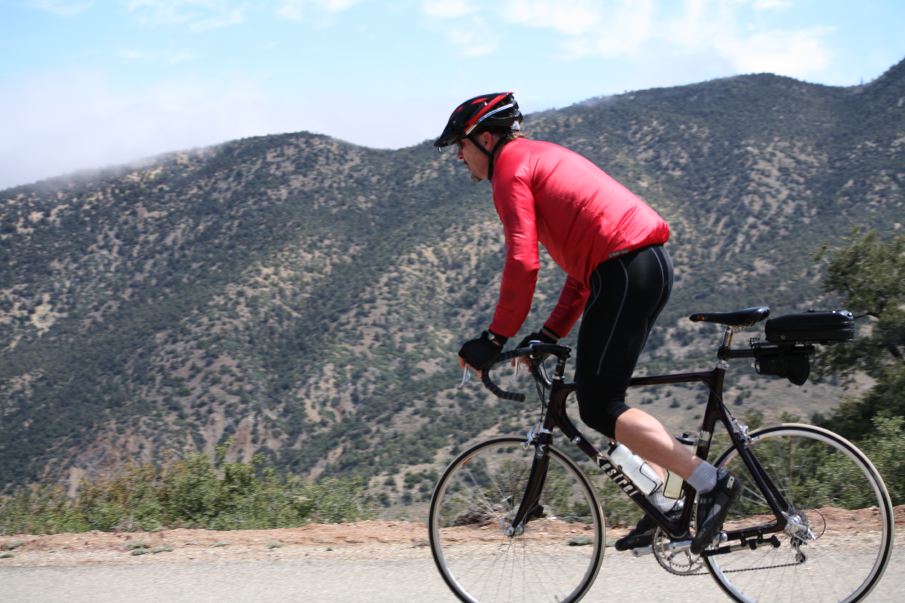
{"left": 651, "top": 528, "right": 705, "bottom": 576}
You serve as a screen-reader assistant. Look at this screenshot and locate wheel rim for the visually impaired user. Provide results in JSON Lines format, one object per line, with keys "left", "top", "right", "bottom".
{"left": 429, "top": 437, "right": 604, "bottom": 603}
{"left": 705, "top": 425, "right": 893, "bottom": 603}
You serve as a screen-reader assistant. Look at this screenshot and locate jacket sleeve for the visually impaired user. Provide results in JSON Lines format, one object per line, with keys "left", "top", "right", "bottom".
{"left": 488, "top": 174, "right": 540, "bottom": 338}
{"left": 544, "top": 275, "right": 589, "bottom": 338}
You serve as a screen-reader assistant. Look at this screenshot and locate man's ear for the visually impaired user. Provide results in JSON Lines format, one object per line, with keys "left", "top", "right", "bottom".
{"left": 479, "top": 131, "right": 496, "bottom": 151}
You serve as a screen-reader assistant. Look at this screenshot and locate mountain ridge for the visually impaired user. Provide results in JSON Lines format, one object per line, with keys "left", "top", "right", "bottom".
{"left": 1, "top": 59, "right": 903, "bottom": 500}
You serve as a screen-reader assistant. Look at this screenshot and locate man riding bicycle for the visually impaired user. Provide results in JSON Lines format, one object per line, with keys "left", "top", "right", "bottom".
{"left": 435, "top": 92, "right": 740, "bottom": 554}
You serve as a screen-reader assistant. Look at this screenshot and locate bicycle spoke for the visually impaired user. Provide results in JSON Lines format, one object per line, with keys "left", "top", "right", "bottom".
{"left": 429, "top": 437, "right": 604, "bottom": 603}
{"left": 705, "top": 425, "right": 893, "bottom": 602}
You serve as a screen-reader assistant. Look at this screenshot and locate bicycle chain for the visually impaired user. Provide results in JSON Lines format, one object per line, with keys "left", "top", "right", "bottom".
{"left": 662, "top": 561, "right": 805, "bottom": 578}
{"left": 659, "top": 557, "right": 805, "bottom": 577}
{"left": 651, "top": 529, "right": 805, "bottom": 577}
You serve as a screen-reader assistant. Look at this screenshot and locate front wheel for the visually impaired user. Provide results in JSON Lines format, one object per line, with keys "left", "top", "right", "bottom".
{"left": 428, "top": 436, "right": 605, "bottom": 603}
{"left": 706, "top": 424, "right": 894, "bottom": 602}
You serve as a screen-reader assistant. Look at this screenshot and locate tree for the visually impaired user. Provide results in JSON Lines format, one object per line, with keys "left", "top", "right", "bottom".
{"left": 814, "top": 230, "right": 905, "bottom": 440}
{"left": 817, "top": 230, "right": 905, "bottom": 373}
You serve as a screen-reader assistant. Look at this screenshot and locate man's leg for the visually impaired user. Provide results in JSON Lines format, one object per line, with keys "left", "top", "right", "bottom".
{"left": 575, "top": 247, "right": 740, "bottom": 551}
{"left": 613, "top": 408, "right": 701, "bottom": 480}
{"left": 575, "top": 247, "right": 673, "bottom": 440}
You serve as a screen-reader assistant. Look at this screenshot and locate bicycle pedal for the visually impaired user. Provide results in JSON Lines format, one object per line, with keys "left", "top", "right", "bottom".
{"left": 630, "top": 546, "right": 653, "bottom": 557}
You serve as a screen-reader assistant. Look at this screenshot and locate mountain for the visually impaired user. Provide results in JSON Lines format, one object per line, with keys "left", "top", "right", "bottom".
{"left": 2, "top": 58, "right": 904, "bottom": 499}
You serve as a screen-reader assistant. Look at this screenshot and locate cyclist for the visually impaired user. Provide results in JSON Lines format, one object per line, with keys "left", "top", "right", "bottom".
{"left": 435, "top": 92, "right": 740, "bottom": 554}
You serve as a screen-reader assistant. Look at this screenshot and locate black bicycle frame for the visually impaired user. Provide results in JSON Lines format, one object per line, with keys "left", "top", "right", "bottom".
{"left": 508, "top": 349, "right": 794, "bottom": 548}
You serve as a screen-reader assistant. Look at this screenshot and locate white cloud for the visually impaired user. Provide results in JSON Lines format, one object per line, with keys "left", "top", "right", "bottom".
{"left": 275, "top": 0, "right": 360, "bottom": 21}
{"left": 420, "top": 0, "right": 478, "bottom": 20}
{"left": 0, "top": 70, "right": 278, "bottom": 189}
{"left": 420, "top": 3, "right": 496, "bottom": 58}
{"left": 2, "top": 0, "right": 853, "bottom": 191}
{"left": 752, "top": 0, "right": 792, "bottom": 10}
{"left": 488, "top": 0, "right": 833, "bottom": 81}
{"left": 118, "top": 48, "right": 196, "bottom": 64}
{"left": 558, "top": 0, "right": 656, "bottom": 58}
{"left": 427, "top": 0, "right": 659, "bottom": 59}
{"left": 657, "top": 1, "right": 834, "bottom": 79}
{"left": 519, "top": 0, "right": 832, "bottom": 81}
{"left": 316, "top": 0, "right": 359, "bottom": 11}
{"left": 0, "top": 65, "right": 435, "bottom": 190}
{"left": 118, "top": 49, "right": 153, "bottom": 60}
{"left": 28, "top": 0, "right": 93, "bottom": 17}
{"left": 275, "top": 1, "right": 304, "bottom": 20}
{"left": 124, "top": 0, "right": 245, "bottom": 30}
{"left": 446, "top": 23, "right": 498, "bottom": 57}
{"left": 501, "top": 0, "right": 604, "bottom": 37}
{"left": 190, "top": 8, "right": 244, "bottom": 30}
{"left": 717, "top": 27, "right": 834, "bottom": 77}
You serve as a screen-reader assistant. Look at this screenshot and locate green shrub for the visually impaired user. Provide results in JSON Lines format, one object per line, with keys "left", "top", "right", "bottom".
{"left": 845, "top": 416, "right": 905, "bottom": 506}
{"left": 0, "top": 449, "right": 372, "bottom": 535}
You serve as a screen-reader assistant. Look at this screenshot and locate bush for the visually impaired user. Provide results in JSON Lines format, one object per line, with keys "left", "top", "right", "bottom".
{"left": 847, "top": 416, "right": 905, "bottom": 506}
{"left": 0, "top": 449, "right": 373, "bottom": 535}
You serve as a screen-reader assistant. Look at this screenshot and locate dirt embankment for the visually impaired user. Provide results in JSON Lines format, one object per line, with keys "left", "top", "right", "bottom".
{"left": 0, "top": 521, "right": 431, "bottom": 567}
{"left": 2, "top": 505, "right": 903, "bottom": 567}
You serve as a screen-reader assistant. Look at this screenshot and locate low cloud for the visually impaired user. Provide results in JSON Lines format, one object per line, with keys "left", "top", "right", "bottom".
{"left": 0, "top": 70, "right": 276, "bottom": 189}
{"left": 0, "top": 68, "right": 429, "bottom": 190}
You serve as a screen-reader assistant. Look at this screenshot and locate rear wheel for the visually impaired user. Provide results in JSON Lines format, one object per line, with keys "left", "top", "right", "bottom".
{"left": 705, "top": 424, "right": 893, "bottom": 602}
{"left": 429, "top": 436, "right": 604, "bottom": 602}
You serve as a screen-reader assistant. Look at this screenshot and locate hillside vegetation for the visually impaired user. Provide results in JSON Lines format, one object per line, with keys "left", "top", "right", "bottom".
{"left": 1, "top": 59, "right": 904, "bottom": 508}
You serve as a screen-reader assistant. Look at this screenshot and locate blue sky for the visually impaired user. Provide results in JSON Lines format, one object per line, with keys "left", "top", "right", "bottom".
{"left": 1, "top": 0, "right": 903, "bottom": 190}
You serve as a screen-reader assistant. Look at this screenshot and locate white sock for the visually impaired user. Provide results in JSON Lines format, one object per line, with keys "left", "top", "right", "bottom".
{"left": 649, "top": 485, "right": 682, "bottom": 513}
{"left": 687, "top": 462, "right": 718, "bottom": 493}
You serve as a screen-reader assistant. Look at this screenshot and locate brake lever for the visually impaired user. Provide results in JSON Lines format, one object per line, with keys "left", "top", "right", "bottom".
{"left": 458, "top": 366, "right": 472, "bottom": 388}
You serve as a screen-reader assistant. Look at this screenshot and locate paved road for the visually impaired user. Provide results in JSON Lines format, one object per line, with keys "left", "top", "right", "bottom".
{"left": 3, "top": 542, "right": 903, "bottom": 603}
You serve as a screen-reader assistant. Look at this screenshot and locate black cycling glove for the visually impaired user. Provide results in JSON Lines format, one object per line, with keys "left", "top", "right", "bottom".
{"left": 516, "top": 326, "right": 559, "bottom": 349}
{"left": 459, "top": 331, "right": 507, "bottom": 371}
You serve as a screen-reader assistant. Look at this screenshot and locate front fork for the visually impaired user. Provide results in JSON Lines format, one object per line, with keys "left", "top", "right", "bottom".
{"left": 504, "top": 426, "right": 553, "bottom": 536}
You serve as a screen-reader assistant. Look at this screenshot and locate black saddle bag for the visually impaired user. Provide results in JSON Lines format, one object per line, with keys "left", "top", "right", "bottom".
{"left": 764, "top": 310, "right": 854, "bottom": 344}
{"left": 753, "top": 310, "right": 854, "bottom": 385}
{"left": 753, "top": 343, "right": 813, "bottom": 385}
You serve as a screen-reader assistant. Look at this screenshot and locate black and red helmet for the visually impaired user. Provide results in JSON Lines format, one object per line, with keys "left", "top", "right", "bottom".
{"left": 434, "top": 92, "right": 523, "bottom": 148}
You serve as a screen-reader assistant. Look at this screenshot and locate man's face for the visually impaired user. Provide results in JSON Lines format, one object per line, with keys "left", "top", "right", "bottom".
{"left": 457, "top": 136, "right": 490, "bottom": 182}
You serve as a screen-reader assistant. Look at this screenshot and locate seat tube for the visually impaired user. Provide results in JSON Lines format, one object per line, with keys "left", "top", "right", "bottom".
{"left": 695, "top": 367, "right": 726, "bottom": 461}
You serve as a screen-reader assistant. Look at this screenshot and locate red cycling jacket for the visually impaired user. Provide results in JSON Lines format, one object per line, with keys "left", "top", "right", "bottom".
{"left": 488, "top": 138, "right": 670, "bottom": 339}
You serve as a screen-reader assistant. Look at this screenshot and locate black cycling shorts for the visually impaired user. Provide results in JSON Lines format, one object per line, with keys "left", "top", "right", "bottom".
{"left": 575, "top": 245, "right": 673, "bottom": 438}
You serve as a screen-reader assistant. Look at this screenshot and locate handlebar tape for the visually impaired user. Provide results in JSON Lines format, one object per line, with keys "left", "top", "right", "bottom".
{"left": 477, "top": 350, "right": 525, "bottom": 402}
{"left": 479, "top": 345, "right": 570, "bottom": 401}
{"left": 481, "top": 367, "right": 526, "bottom": 402}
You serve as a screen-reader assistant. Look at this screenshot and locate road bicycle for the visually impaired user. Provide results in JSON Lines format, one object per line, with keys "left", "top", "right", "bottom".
{"left": 428, "top": 307, "right": 894, "bottom": 602}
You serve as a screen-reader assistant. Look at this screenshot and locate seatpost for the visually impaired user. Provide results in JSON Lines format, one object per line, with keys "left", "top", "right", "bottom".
{"left": 717, "top": 327, "right": 735, "bottom": 363}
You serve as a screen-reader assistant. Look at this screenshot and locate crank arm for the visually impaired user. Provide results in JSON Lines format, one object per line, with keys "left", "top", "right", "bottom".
{"left": 631, "top": 539, "right": 693, "bottom": 558}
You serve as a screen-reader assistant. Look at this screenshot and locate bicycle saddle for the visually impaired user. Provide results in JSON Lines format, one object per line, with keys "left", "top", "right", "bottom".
{"left": 689, "top": 306, "right": 770, "bottom": 326}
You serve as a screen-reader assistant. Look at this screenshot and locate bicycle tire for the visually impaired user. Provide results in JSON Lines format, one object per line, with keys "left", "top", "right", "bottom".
{"left": 429, "top": 436, "right": 605, "bottom": 603}
{"left": 704, "top": 423, "right": 894, "bottom": 602}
